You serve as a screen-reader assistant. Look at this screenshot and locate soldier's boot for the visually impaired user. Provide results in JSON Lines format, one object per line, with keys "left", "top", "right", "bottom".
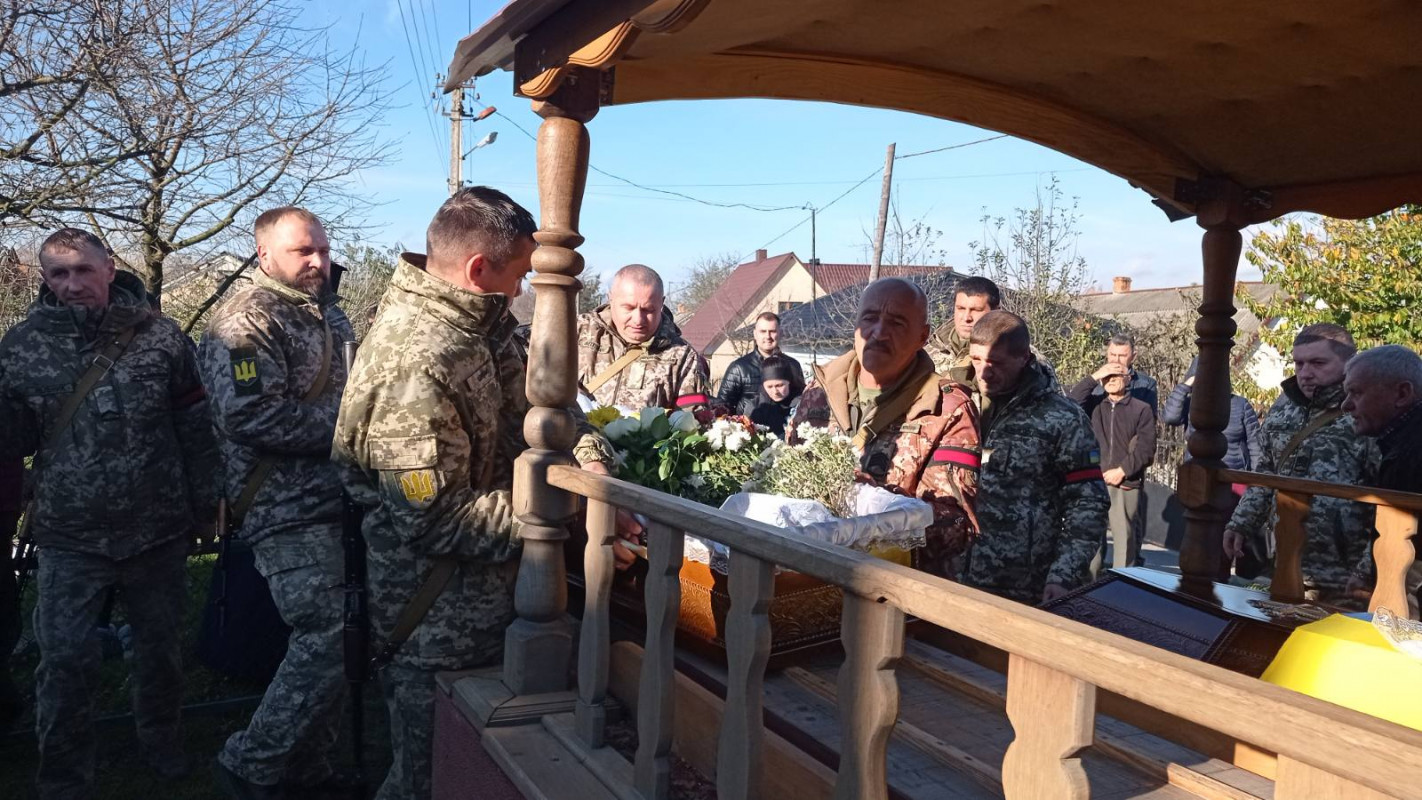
{"left": 215, "top": 759, "right": 286, "bottom": 800}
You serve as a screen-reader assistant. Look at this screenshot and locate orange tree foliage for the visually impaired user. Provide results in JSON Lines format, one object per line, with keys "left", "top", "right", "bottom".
{"left": 1241, "top": 210, "right": 1422, "bottom": 352}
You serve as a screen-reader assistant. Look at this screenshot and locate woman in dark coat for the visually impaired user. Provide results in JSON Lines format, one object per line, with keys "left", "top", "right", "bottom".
{"left": 749, "top": 356, "right": 799, "bottom": 438}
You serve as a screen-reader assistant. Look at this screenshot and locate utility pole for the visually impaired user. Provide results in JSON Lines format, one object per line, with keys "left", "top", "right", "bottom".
{"left": 869, "top": 142, "right": 896, "bottom": 282}
{"left": 447, "top": 85, "right": 464, "bottom": 196}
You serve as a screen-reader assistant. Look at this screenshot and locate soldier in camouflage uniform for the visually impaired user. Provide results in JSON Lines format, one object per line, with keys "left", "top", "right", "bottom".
{"left": 335, "top": 187, "right": 615, "bottom": 800}
{"left": 200, "top": 208, "right": 356, "bottom": 798}
{"left": 1225, "top": 324, "right": 1378, "bottom": 604}
{"left": 0, "top": 228, "right": 220, "bottom": 799}
{"left": 953, "top": 311, "right": 1109, "bottom": 604}
{"left": 925, "top": 275, "right": 1000, "bottom": 374}
{"left": 791, "top": 279, "right": 980, "bottom": 578}
{"left": 577, "top": 264, "right": 709, "bottom": 411}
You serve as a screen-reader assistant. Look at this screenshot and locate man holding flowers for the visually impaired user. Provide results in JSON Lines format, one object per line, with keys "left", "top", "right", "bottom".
{"left": 789, "top": 278, "right": 980, "bottom": 578}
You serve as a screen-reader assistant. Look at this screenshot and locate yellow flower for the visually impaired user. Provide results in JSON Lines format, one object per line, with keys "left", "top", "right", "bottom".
{"left": 586, "top": 406, "right": 621, "bottom": 431}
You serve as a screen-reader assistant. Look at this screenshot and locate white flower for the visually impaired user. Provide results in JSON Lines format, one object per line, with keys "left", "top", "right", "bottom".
{"left": 604, "top": 417, "right": 640, "bottom": 442}
{"left": 686, "top": 474, "right": 706, "bottom": 488}
{"left": 668, "top": 409, "right": 698, "bottom": 433}
{"left": 725, "top": 430, "right": 750, "bottom": 452}
{"left": 639, "top": 407, "right": 666, "bottom": 431}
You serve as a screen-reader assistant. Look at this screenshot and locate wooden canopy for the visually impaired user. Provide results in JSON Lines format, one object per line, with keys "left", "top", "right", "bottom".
{"left": 449, "top": 0, "right": 1422, "bottom": 222}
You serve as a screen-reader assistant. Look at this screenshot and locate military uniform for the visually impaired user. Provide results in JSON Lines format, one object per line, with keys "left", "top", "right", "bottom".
{"left": 925, "top": 324, "right": 970, "bottom": 375}
{"left": 333, "top": 254, "right": 527, "bottom": 800}
{"left": 791, "top": 351, "right": 979, "bottom": 578}
{"left": 953, "top": 360, "right": 1110, "bottom": 604}
{"left": 199, "top": 268, "right": 354, "bottom": 789}
{"left": 0, "top": 271, "right": 219, "bottom": 799}
{"left": 577, "top": 305, "right": 709, "bottom": 411}
{"left": 1229, "top": 377, "right": 1378, "bottom": 600}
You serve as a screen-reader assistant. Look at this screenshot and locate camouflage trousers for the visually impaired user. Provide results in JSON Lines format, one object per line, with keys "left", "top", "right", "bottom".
{"left": 219, "top": 526, "right": 346, "bottom": 787}
{"left": 33, "top": 537, "right": 189, "bottom": 800}
{"left": 376, "top": 663, "right": 437, "bottom": 800}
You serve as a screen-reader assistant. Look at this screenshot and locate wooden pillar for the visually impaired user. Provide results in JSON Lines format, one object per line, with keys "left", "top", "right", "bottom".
{"left": 1001, "top": 655, "right": 1095, "bottom": 799}
{"left": 833, "top": 594, "right": 905, "bottom": 800}
{"left": 1178, "top": 184, "right": 1247, "bottom": 591}
{"left": 505, "top": 68, "right": 599, "bottom": 696}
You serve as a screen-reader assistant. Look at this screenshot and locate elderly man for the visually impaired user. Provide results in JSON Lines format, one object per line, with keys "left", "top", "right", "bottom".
{"left": 715, "top": 311, "right": 805, "bottom": 415}
{"left": 1224, "top": 324, "right": 1378, "bottom": 605}
{"left": 201, "top": 206, "right": 356, "bottom": 799}
{"left": 1068, "top": 368, "right": 1156, "bottom": 574}
{"left": 925, "top": 275, "right": 1000, "bottom": 373}
{"left": 335, "top": 187, "right": 617, "bottom": 800}
{"left": 0, "top": 228, "right": 220, "bottom": 799}
{"left": 790, "top": 278, "right": 979, "bottom": 578}
{"left": 577, "top": 263, "right": 709, "bottom": 411}
{"left": 1082, "top": 334, "right": 1158, "bottom": 412}
{"left": 957, "top": 311, "right": 1109, "bottom": 604}
{"left": 1342, "top": 345, "right": 1422, "bottom": 612}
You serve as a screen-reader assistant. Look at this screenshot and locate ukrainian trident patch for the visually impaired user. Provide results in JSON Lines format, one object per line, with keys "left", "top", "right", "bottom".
{"left": 230, "top": 347, "right": 261, "bottom": 396}
{"left": 397, "top": 469, "right": 439, "bottom": 508}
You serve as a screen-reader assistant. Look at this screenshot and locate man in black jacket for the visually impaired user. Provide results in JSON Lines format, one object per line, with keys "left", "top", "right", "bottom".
{"left": 1068, "top": 369, "right": 1156, "bottom": 573}
{"left": 1342, "top": 345, "right": 1422, "bottom": 612}
{"left": 715, "top": 311, "right": 804, "bottom": 415}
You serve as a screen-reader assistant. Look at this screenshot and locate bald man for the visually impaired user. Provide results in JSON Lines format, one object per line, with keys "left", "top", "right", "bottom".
{"left": 576, "top": 264, "right": 709, "bottom": 411}
{"left": 790, "top": 278, "right": 980, "bottom": 578}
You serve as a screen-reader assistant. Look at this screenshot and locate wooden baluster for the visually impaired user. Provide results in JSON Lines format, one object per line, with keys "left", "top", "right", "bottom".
{"left": 506, "top": 67, "right": 600, "bottom": 695}
{"left": 636, "top": 521, "right": 685, "bottom": 800}
{"left": 1179, "top": 186, "right": 1246, "bottom": 593}
{"left": 1271, "top": 490, "right": 1311, "bottom": 604}
{"left": 717, "top": 550, "right": 775, "bottom": 800}
{"left": 1369, "top": 506, "right": 1419, "bottom": 619}
{"left": 833, "top": 594, "right": 905, "bottom": 800}
{"left": 575, "top": 497, "right": 617, "bottom": 748}
{"left": 1002, "top": 654, "right": 1095, "bottom": 800}
{"left": 1276, "top": 755, "right": 1396, "bottom": 799}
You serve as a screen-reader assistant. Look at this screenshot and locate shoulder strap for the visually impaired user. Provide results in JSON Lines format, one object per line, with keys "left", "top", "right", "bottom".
{"left": 231, "top": 318, "right": 334, "bottom": 522}
{"left": 585, "top": 345, "right": 645, "bottom": 394}
{"left": 1277, "top": 408, "right": 1344, "bottom": 466}
{"left": 20, "top": 326, "right": 139, "bottom": 537}
{"left": 371, "top": 559, "right": 459, "bottom": 668}
{"left": 851, "top": 364, "right": 940, "bottom": 451}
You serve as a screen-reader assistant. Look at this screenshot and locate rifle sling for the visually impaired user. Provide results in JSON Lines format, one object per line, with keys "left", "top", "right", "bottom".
{"left": 585, "top": 345, "right": 645, "bottom": 394}
{"left": 230, "top": 317, "right": 333, "bottom": 525}
{"left": 371, "top": 558, "right": 459, "bottom": 668}
{"left": 1276, "top": 408, "right": 1344, "bottom": 466}
{"left": 19, "top": 326, "right": 139, "bottom": 540}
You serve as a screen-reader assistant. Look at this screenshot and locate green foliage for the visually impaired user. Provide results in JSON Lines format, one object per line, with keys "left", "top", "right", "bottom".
{"left": 750, "top": 426, "right": 858, "bottom": 517}
{"left": 1242, "top": 210, "right": 1422, "bottom": 351}
{"left": 336, "top": 240, "right": 400, "bottom": 340}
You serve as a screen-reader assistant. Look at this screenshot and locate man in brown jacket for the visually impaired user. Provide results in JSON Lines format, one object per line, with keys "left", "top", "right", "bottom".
{"left": 791, "top": 278, "right": 979, "bottom": 578}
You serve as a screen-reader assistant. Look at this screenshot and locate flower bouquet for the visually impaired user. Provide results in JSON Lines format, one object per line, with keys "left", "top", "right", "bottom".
{"left": 582, "top": 408, "right": 933, "bottom": 662}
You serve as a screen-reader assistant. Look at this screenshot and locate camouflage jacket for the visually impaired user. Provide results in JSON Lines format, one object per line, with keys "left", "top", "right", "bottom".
{"left": 1228, "top": 378, "right": 1378, "bottom": 593}
{"left": 953, "top": 360, "right": 1109, "bottom": 603}
{"left": 199, "top": 269, "right": 354, "bottom": 541}
{"left": 0, "top": 271, "right": 220, "bottom": 558}
{"left": 333, "top": 255, "right": 524, "bottom": 670}
{"left": 790, "top": 350, "right": 979, "bottom": 578}
{"left": 576, "top": 306, "right": 709, "bottom": 411}
{"left": 925, "top": 323, "right": 970, "bottom": 375}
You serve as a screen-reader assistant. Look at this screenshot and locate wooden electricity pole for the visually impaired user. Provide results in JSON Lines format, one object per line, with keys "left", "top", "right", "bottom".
{"left": 869, "top": 142, "right": 896, "bottom": 282}
{"left": 448, "top": 85, "right": 464, "bottom": 196}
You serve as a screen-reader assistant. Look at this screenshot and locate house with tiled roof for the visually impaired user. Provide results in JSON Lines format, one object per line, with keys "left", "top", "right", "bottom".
{"left": 679, "top": 249, "right": 949, "bottom": 383}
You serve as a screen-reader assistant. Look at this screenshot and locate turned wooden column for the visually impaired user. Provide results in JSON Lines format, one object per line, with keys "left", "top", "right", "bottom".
{"left": 505, "top": 68, "right": 599, "bottom": 696}
{"left": 1177, "top": 185, "right": 1247, "bottom": 591}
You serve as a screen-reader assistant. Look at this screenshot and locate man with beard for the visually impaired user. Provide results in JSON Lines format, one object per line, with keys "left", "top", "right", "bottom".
{"left": 577, "top": 264, "right": 709, "bottom": 411}
{"left": 1224, "top": 324, "right": 1378, "bottom": 606}
{"left": 790, "top": 278, "right": 980, "bottom": 578}
{"left": 0, "top": 228, "right": 220, "bottom": 798}
{"left": 200, "top": 207, "right": 356, "bottom": 798}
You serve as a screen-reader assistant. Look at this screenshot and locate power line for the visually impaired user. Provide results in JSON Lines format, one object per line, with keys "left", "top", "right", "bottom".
{"left": 395, "top": 0, "right": 443, "bottom": 168}
{"left": 895, "top": 134, "right": 1008, "bottom": 159}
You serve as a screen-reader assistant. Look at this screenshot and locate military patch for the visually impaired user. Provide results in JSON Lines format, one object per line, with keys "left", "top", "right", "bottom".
{"left": 1088, "top": 449, "right": 1101, "bottom": 465}
{"left": 396, "top": 469, "right": 439, "bottom": 508}
{"left": 897, "top": 422, "right": 922, "bottom": 434}
{"left": 230, "top": 346, "right": 261, "bottom": 396}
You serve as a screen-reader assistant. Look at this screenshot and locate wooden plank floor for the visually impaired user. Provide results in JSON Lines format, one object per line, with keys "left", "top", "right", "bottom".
{"left": 673, "top": 633, "right": 1273, "bottom": 800}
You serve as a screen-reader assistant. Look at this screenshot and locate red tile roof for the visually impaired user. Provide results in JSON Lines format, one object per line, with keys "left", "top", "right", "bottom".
{"left": 810, "top": 263, "right": 948, "bottom": 294}
{"left": 679, "top": 252, "right": 798, "bottom": 351}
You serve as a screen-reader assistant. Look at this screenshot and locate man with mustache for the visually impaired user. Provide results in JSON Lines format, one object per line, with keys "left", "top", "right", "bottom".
{"left": 790, "top": 278, "right": 980, "bottom": 578}
{"left": 576, "top": 263, "right": 709, "bottom": 412}
{"left": 199, "top": 207, "right": 357, "bottom": 798}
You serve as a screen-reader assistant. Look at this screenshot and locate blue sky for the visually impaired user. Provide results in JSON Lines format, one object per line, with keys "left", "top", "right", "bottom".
{"left": 328, "top": 0, "right": 1265, "bottom": 293}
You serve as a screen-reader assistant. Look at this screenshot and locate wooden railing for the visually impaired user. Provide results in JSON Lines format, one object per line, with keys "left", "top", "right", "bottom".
{"left": 1217, "top": 468, "right": 1422, "bottom": 616}
{"left": 549, "top": 465, "right": 1422, "bottom": 800}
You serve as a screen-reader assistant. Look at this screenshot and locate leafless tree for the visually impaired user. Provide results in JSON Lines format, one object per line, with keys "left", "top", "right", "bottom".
{"left": 2, "top": 0, "right": 393, "bottom": 297}
{"left": 858, "top": 193, "right": 949, "bottom": 268}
